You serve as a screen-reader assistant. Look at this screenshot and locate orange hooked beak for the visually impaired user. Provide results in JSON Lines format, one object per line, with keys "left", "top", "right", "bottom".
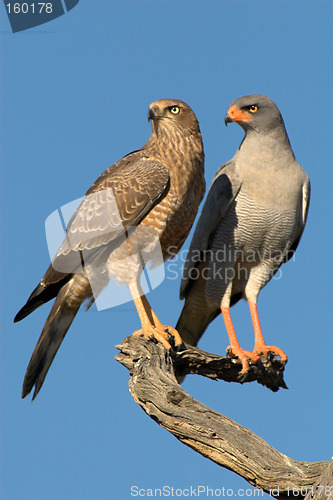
{"left": 224, "top": 105, "right": 252, "bottom": 125}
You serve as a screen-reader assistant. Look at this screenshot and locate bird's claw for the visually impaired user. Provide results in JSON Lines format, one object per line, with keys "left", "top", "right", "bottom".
{"left": 226, "top": 343, "right": 288, "bottom": 373}
{"left": 252, "top": 345, "right": 288, "bottom": 364}
{"left": 132, "top": 325, "right": 184, "bottom": 351}
{"left": 226, "top": 346, "right": 253, "bottom": 374}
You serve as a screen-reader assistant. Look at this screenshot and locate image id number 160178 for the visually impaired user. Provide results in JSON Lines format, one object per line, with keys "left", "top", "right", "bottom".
{"left": 5, "top": 3, "right": 53, "bottom": 14}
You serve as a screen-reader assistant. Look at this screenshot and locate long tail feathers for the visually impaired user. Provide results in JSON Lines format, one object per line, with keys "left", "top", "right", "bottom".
{"left": 176, "top": 299, "right": 219, "bottom": 384}
{"left": 14, "top": 275, "right": 72, "bottom": 323}
{"left": 22, "top": 281, "right": 82, "bottom": 400}
{"left": 176, "top": 300, "right": 219, "bottom": 348}
{"left": 176, "top": 289, "right": 242, "bottom": 349}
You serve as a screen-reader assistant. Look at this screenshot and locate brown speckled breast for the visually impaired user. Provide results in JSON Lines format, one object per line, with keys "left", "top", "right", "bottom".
{"left": 142, "top": 150, "right": 205, "bottom": 261}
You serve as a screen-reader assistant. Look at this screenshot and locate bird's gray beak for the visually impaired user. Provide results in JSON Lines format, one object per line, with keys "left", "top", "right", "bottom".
{"left": 224, "top": 113, "right": 232, "bottom": 126}
{"left": 148, "top": 105, "right": 163, "bottom": 122}
{"left": 148, "top": 108, "right": 155, "bottom": 121}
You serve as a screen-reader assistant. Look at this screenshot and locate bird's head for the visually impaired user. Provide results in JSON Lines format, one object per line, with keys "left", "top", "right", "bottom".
{"left": 148, "top": 99, "right": 200, "bottom": 135}
{"left": 224, "top": 94, "right": 285, "bottom": 134}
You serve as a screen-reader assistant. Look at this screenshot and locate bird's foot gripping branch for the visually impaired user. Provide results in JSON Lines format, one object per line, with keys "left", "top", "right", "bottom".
{"left": 115, "top": 335, "right": 331, "bottom": 499}
{"left": 117, "top": 334, "right": 287, "bottom": 392}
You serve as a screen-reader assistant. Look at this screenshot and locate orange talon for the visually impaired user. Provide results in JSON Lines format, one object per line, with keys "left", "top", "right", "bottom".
{"left": 252, "top": 344, "right": 288, "bottom": 362}
{"left": 132, "top": 325, "right": 182, "bottom": 350}
{"left": 226, "top": 345, "right": 250, "bottom": 373}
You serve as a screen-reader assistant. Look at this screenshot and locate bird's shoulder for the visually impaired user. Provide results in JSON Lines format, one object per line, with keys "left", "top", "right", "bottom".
{"left": 64, "top": 149, "right": 170, "bottom": 241}
{"left": 86, "top": 149, "right": 169, "bottom": 197}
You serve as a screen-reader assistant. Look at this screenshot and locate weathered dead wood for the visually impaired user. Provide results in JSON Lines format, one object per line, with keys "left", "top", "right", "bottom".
{"left": 304, "top": 459, "right": 333, "bottom": 500}
{"left": 115, "top": 336, "right": 330, "bottom": 498}
{"left": 172, "top": 340, "right": 287, "bottom": 392}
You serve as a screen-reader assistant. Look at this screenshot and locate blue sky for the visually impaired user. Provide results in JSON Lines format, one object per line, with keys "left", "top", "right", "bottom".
{"left": 1, "top": 2, "right": 332, "bottom": 499}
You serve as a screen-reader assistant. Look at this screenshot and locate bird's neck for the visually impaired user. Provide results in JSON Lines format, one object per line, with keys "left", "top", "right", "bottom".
{"left": 237, "top": 127, "right": 295, "bottom": 166}
{"left": 145, "top": 127, "right": 204, "bottom": 171}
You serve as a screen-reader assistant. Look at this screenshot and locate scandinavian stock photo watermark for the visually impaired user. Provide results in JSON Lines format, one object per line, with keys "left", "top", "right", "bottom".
{"left": 44, "top": 190, "right": 297, "bottom": 312}
{"left": 165, "top": 245, "right": 293, "bottom": 283}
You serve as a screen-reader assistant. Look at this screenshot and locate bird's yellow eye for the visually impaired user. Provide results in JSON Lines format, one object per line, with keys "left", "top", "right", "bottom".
{"left": 170, "top": 106, "right": 180, "bottom": 114}
{"left": 249, "top": 105, "right": 258, "bottom": 113}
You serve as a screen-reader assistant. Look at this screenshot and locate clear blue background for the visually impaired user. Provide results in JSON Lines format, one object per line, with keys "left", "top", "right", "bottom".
{"left": 1, "top": 2, "right": 332, "bottom": 499}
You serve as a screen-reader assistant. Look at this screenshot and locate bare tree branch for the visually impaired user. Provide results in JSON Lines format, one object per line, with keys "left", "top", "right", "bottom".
{"left": 305, "top": 459, "right": 333, "bottom": 500}
{"left": 172, "top": 341, "right": 287, "bottom": 392}
{"left": 115, "top": 336, "right": 330, "bottom": 498}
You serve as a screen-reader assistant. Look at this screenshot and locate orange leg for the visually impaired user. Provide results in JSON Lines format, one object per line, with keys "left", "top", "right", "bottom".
{"left": 129, "top": 281, "right": 183, "bottom": 349}
{"left": 248, "top": 301, "right": 287, "bottom": 362}
{"left": 222, "top": 306, "right": 253, "bottom": 373}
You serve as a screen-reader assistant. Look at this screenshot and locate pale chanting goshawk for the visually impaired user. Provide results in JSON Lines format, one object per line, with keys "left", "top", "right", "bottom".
{"left": 177, "top": 95, "right": 310, "bottom": 373}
